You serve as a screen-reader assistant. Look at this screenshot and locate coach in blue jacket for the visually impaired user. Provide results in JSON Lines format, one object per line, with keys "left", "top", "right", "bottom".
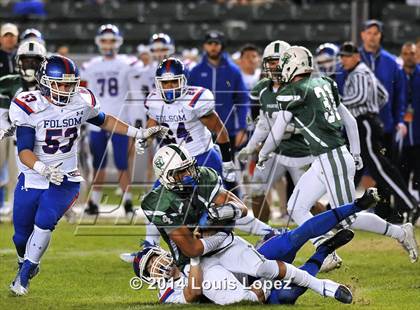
{"left": 336, "top": 20, "right": 407, "bottom": 153}
{"left": 188, "top": 31, "right": 249, "bottom": 151}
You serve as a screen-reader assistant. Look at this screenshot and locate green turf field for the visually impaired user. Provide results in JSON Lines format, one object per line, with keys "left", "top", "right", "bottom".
{"left": 0, "top": 221, "right": 419, "bottom": 309}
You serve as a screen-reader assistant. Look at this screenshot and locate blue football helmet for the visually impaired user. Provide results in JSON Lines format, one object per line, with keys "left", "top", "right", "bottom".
{"left": 95, "top": 24, "right": 123, "bottom": 57}
{"left": 149, "top": 33, "right": 175, "bottom": 62}
{"left": 155, "top": 57, "right": 187, "bottom": 103}
{"left": 20, "top": 28, "right": 45, "bottom": 46}
{"left": 133, "top": 246, "right": 174, "bottom": 284}
{"left": 37, "top": 55, "right": 80, "bottom": 106}
{"left": 315, "top": 43, "right": 339, "bottom": 77}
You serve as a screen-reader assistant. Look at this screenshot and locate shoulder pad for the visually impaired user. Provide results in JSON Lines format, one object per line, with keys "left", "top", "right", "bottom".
{"left": 12, "top": 91, "right": 48, "bottom": 115}
{"left": 79, "top": 87, "right": 98, "bottom": 108}
{"left": 141, "top": 187, "right": 179, "bottom": 212}
{"left": 183, "top": 87, "right": 211, "bottom": 109}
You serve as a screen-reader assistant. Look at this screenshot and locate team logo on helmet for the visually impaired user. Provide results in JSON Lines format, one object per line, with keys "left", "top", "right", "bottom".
{"left": 154, "top": 156, "right": 165, "bottom": 170}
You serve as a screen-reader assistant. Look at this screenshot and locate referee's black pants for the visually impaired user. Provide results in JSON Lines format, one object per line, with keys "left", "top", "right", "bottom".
{"left": 355, "top": 114, "right": 418, "bottom": 218}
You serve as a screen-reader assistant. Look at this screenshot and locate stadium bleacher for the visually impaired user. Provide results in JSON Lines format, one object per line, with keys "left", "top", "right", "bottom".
{"left": 0, "top": 1, "right": 418, "bottom": 55}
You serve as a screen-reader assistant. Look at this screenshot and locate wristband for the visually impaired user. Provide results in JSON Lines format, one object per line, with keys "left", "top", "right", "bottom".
{"left": 126, "top": 126, "right": 138, "bottom": 138}
{"left": 218, "top": 142, "right": 233, "bottom": 162}
{"left": 190, "top": 257, "right": 200, "bottom": 266}
{"left": 33, "top": 161, "right": 46, "bottom": 175}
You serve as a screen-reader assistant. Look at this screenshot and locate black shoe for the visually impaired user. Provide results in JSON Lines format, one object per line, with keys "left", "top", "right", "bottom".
{"left": 355, "top": 187, "right": 380, "bottom": 210}
{"left": 334, "top": 285, "right": 353, "bottom": 304}
{"left": 408, "top": 206, "right": 419, "bottom": 225}
{"left": 85, "top": 200, "right": 99, "bottom": 215}
{"left": 318, "top": 229, "right": 354, "bottom": 254}
{"left": 124, "top": 199, "right": 133, "bottom": 214}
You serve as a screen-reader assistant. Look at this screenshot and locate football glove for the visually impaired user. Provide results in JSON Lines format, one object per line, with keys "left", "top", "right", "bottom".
{"left": 136, "top": 126, "right": 169, "bottom": 140}
{"left": 135, "top": 139, "right": 149, "bottom": 155}
{"left": 353, "top": 154, "right": 363, "bottom": 171}
{"left": 237, "top": 146, "right": 254, "bottom": 163}
{"left": 256, "top": 152, "right": 272, "bottom": 170}
{"left": 222, "top": 161, "right": 236, "bottom": 182}
{"left": 33, "top": 161, "right": 64, "bottom": 186}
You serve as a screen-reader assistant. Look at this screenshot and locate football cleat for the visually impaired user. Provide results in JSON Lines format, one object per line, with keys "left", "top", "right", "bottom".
{"left": 399, "top": 223, "right": 419, "bottom": 263}
{"left": 124, "top": 199, "right": 134, "bottom": 217}
{"left": 319, "top": 251, "right": 343, "bottom": 273}
{"left": 354, "top": 187, "right": 380, "bottom": 210}
{"left": 317, "top": 229, "right": 354, "bottom": 254}
{"left": 85, "top": 200, "right": 99, "bottom": 215}
{"left": 321, "top": 279, "right": 352, "bottom": 304}
{"left": 10, "top": 260, "right": 39, "bottom": 296}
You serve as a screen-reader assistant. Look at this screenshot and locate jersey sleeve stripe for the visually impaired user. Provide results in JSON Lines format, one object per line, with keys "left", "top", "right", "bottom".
{"left": 159, "top": 288, "right": 175, "bottom": 303}
{"left": 85, "top": 88, "right": 97, "bottom": 107}
{"left": 13, "top": 98, "right": 34, "bottom": 115}
{"left": 189, "top": 88, "right": 205, "bottom": 107}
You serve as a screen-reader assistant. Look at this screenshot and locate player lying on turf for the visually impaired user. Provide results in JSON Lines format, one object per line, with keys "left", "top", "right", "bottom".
{"left": 4, "top": 55, "right": 168, "bottom": 296}
{"left": 138, "top": 144, "right": 384, "bottom": 305}
{"left": 137, "top": 147, "right": 381, "bottom": 304}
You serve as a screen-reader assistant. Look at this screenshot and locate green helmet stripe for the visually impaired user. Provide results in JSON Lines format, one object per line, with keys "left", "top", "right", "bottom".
{"left": 274, "top": 42, "right": 280, "bottom": 53}
{"left": 167, "top": 144, "right": 187, "bottom": 161}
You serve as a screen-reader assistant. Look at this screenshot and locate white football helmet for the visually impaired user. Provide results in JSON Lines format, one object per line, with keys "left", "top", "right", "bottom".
{"left": 134, "top": 246, "right": 175, "bottom": 285}
{"left": 16, "top": 40, "right": 46, "bottom": 82}
{"left": 281, "top": 46, "right": 314, "bottom": 83}
{"left": 262, "top": 40, "right": 290, "bottom": 81}
{"left": 153, "top": 144, "right": 198, "bottom": 193}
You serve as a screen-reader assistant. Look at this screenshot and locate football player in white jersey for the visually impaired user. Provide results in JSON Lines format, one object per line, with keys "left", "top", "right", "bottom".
{"left": 80, "top": 24, "right": 144, "bottom": 215}
{"left": 119, "top": 57, "right": 238, "bottom": 262}
{"left": 7, "top": 55, "right": 166, "bottom": 295}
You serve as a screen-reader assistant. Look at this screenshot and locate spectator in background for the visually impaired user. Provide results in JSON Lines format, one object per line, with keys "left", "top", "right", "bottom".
{"left": 188, "top": 30, "right": 250, "bottom": 195}
{"left": 136, "top": 44, "right": 152, "bottom": 66}
{"left": 415, "top": 37, "right": 420, "bottom": 64}
{"left": 56, "top": 45, "right": 69, "bottom": 57}
{"left": 0, "top": 23, "right": 19, "bottom": 77}
{"left": 238, "top": 44, "right": 261, "bottom": 91}
{"left": 12, "top": 0, "right": 46, "bottom": 17}
{"left": 400, "top": 42, "right": 420, "bottom": 205}
{"left": 359, "top": 20, "right": 407, "bottom": 154}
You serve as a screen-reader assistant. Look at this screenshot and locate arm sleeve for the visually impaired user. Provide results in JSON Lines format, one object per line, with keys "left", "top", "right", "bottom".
{"left": 341, "top": 73, "right": 369, "bottom": 108}
{"left": 246, "top": 110, "right": 271, "bottom": 151}
{"left": 233, "top": 70, "right": 250, "bottom": 130}
{"left": 87, "top": 111, "right": 106, "bottom": 126}
{"left": 259, "top": 110, "right": 293, "bottom": 158}
{"left": 393, "top": 67, "right": 406, "bottom": 125}
{"left": 16, "top": 126, "right": 35, "bottom": 152}
{"left": 337, "top": 104, "right": 361, "bottom": 155}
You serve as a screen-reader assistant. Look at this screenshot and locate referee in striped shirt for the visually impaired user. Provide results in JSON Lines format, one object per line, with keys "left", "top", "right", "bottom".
{"left": 340, "top": 42, "right": 419, "bottom": 223}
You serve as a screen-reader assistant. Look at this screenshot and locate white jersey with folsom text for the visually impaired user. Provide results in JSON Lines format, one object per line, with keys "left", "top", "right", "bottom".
{"left": 81, "top": 54, "right": 141, "bottom": 126}
{"left": 9, "top": 88, "right": 101, "bottom": 189}
{"left": 146, "top": 86, "right": 215, "bottom": 156}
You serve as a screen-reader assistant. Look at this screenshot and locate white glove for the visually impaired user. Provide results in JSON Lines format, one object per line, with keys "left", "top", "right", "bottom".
{"left": 237, "top": 146, "right": 254, "bottom": 163}
{"left": 256, "top": 153, "right": 272, "bottom": 170}
{"left": 353, "top": 154, "right": 364, "bottom": 171}
{"left": 0, "top": 125, "right": 16, "bottom": 140}
{"left": 33, "top": 161, "right": 64, "bottom": 186}
{"left": 222, "top": 161, "right": 236, "bottom": 182}
{"left": 136, "top": 126, "right": 169, "bottom": 139}
{"left": 135, "top": 139, "right": 149, "bottom": 155}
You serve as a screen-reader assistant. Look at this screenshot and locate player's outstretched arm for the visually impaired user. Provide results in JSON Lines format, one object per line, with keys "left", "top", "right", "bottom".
{"left": 97, "top": 113, "right": 168, "bottom": 140}
{"left": 257, "top": 110, "right": 293, "bottom": 167}
{"left": 337, "top": 104, "right": 361, "bottom": 156}
{"left": 183, "top": 257, "right": 203, "bottom": 303}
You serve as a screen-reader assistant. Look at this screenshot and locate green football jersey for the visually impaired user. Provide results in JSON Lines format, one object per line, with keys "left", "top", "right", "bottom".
{"left": 276, "top": 76, "right": 346, "bottom": 156}
{"left": 141, "top": 166, "right": 223, "bottom": 267}
{"left": 250, "top": 78, "right": 311, "bottom": 158}
{"left": 0, "top": 74, "right": 25, "bottom": 110}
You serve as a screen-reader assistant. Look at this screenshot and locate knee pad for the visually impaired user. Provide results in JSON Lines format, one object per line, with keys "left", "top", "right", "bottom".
{"left": 35, "top": 210, "right": 57, "bottom": 231}
{"left": 255, "top": 260, "right": 279, "bottom": 280}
